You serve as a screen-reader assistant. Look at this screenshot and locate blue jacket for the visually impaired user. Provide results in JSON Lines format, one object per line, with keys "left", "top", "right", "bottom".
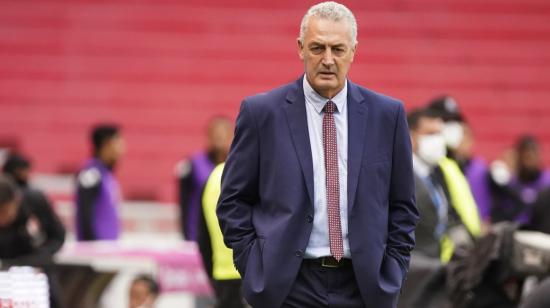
{"left": 217, "top": 77, "right": 418, "bottom": 308}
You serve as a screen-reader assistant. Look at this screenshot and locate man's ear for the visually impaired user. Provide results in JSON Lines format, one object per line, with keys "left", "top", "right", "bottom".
{"left": 297, "top": 39, "right": 305, "bottom": 61}
{"left": 350, "top": 42, "right": 358, "bottom": 63}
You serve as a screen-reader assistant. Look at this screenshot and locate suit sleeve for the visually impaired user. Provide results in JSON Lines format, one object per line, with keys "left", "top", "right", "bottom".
{"left": 216, "top": 99, "right": 259, "bottom": 275}
{"left": 387, "top": 103, "right": 419, "bottom": 271}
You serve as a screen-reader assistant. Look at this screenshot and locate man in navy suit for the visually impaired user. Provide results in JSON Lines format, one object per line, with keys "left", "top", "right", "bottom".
{"left": 217, "top": 2, "right": 418, "bottom": 307}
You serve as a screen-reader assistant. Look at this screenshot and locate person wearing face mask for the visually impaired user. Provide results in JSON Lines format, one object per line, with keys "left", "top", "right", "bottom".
{"left": 407, "top": 108, "right": 448, "bottom": 260}
{"left": 411, "top": 103, "right": 482, "bottom": 263}
{"left": 400, "top": 108, "right": 480, "bottom": 308}
{"left": 427, "top": 96, "right": 492, "bottom": 227}
{"left": 426, "top": 96, "right": 464, "bottom": 157}
{"left": 490, "top": 136, "right": 550, "bottom": 225}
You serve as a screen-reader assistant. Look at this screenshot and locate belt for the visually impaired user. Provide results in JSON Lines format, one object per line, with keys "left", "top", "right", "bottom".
{"left": 305, "top": 256, "right": 352, "bottom": 268}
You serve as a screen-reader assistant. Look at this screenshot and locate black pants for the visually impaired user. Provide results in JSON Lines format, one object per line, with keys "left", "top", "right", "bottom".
{"left": 213, "top": 279, "right": 246, "bottom": 308}
{"left": 282, "top": 260, "right": 364, "bottom": 308}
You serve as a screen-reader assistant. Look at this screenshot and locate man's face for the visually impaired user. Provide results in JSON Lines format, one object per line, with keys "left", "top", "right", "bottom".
{"left": 129, "top": 281, "right": 154, "bottom": 308}
{"left": 0, "top": 200, "right": 19, "bottom": 227}
{"left": 298, "top": 17, "right": 356, "bottom": 99}
{"left": 411, "top": 117, "right": 444, "bottom": 153}
{"left": 207, "top": 120, "right": 234, "bottom": 157}
{"left": 14, "top": 167, "right": 30, "bottom": 186}
{"left": 519, "top": 147, "right": 541, "bottom": 171}
{"left": 103, "top": 134, "right": 126, "bottom": 166}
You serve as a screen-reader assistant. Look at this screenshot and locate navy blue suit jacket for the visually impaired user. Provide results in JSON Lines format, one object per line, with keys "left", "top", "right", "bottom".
{"left": 217, "top": 77, "right": 419, "bottom": 308}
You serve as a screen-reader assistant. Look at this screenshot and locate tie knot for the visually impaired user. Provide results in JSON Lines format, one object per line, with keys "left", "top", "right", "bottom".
{"left": 323, "top": 101, "right": 337, "bottom": 114}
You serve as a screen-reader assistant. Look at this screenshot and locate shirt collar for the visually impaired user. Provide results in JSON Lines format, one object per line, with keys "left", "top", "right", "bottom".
{"left": 303, "top": 76, "right": 347, "bottom": 114}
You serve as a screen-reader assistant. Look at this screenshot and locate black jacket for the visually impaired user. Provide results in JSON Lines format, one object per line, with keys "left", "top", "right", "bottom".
{"left": 0, "top": 188, "right": 65, "bottom": 266}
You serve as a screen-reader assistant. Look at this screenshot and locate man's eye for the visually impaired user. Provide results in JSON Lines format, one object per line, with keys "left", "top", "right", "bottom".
{"left": 333, "top": 48, "right": 345, "bottom": 55}
{"left": 310, "top": 46, "right": 323, "bottom": 54}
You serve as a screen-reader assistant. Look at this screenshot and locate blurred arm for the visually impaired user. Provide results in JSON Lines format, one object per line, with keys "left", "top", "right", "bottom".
{"left": 76, "top": 175, "right": 101, "bottom": 241}
{"left": 28, "top": 190, "right": 66, "bottom": 255}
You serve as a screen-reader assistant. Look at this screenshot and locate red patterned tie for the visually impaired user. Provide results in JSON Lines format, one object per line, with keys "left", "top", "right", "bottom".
{"left": 323, "top": 101, "right": 344, "bottom": 261}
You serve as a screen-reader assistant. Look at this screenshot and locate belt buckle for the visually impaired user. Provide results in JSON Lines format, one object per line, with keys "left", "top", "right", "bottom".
{"left": 321, "top": 257, "right": 340, "bottom": 268}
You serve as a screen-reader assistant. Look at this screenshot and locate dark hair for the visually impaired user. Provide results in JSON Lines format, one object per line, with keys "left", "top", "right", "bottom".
{"left": 407, "top": 107, "right": 441, "bottom": 131}
{"left": 132, "top": 275, "right": 159, "bottom": 296}
{"left": 0, "top": 175, "right": 19, "bottom": 207}
{"left": 516, "top": 135, "right": 539, "bottom": 153}
{"left": 91, "top": 124, "right": 120, "bottom": 155}
{"left": 426, "top": 95, "right": 465, "bottom": 123}
{"left": 2, "top": 152, "right": 31, "bottom": 176}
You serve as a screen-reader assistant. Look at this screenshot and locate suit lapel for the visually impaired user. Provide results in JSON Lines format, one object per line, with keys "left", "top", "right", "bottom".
{"left": 283, "top": 77, "right": 315, "bottom": 206}
{"left": 347, "top": 81, "right": 367, "bottom": 212}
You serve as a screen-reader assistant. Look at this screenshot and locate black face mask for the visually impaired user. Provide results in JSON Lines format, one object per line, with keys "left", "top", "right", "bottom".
{"left": 518, "top": 167, "right": 542, "bottom": 183}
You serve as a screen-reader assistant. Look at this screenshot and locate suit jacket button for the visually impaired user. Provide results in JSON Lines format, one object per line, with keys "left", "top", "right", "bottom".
{"left": 307, "top": 215, "right": 313, "bottom": 223}
{"left": 295, "top": 250, "right": 303, "bottom": 257}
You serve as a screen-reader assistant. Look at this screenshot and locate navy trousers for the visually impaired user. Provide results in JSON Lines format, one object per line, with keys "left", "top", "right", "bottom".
{"left": 282, "top": 259, "right": 365, "bottom": 308}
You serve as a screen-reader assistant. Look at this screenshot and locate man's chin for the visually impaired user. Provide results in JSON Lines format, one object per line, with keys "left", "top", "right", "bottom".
{"left": 312, "top": 80, "right": 339, "bottom": 94}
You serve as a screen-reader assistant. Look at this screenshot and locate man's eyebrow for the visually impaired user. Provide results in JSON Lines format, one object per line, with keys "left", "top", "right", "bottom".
{"left": 307, "top": 41, "right": 323, "bottom": 47}
{"left": 307, "top": 42, "right": 347, "bottom": 48}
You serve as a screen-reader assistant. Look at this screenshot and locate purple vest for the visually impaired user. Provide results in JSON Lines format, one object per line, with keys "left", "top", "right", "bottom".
{"left": 76, "top": 159, "right": 121, "bottom": 240}
{"left": 186, "top": 153, "right": 215, "bottom": 241}
{"left": 507, "top": 170, "right": 550, "bottom": 225}
{"left": 465, "top": 157, "right": 492, "bottom": 221}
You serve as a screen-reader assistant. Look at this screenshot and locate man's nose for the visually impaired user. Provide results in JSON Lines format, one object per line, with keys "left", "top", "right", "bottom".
{"left": 322, "top": 49, "right": 335, "bottom": 66}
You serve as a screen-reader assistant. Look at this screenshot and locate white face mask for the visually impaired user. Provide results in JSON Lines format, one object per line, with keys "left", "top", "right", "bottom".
{"left": 418, "top": 134, "right": 447, "bottom": 166}
{"left": 442, "top": 122, "right": 464, "bottom": 150}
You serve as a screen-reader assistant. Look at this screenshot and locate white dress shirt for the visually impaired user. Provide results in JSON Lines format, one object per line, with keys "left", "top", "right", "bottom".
{"left": 303, "top": 77, "right": 351, "bottom": 258}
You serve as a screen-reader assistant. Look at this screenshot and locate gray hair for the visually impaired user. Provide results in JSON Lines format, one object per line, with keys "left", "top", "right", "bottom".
{"left": 299, "top": 1, "right": 358, "bottom": 45}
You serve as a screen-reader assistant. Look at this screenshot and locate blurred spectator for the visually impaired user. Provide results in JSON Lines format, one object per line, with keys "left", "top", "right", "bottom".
{"left": 422, "top": 96, "right": 483, "bottom": 262}
{"left": 129, "top": 275, "right": 159, "bottom": 308}
{"left": 0, "top": 174, "right": 65, "bottom": 307}
{"left": 2, "top": 152, "right": 31, "bottom": 187}
{"left": 490, "top": 135, "right": 550, "bottom": 225}
{"left": 408, "top": 108, "right": 448, "bottom": 260}
{"left": 427, "top": 96, "right": 492, "bottom": 226}
{"left": 175, "top": 116, "right": 233, "bottom": 241}
{"left": 75, "top": 124, "right": 125, "bottom": 241}
{"left": 455, "top": 123, "right": 492, "bottom": 224}
{"left": 1, "top": 153, "right": 66, "bottom": 259}
{"left": 427, "top": 96, "right": 464, "bottom": 152}
{"left": 199, "top": 163, "right": 245, "bottom": 308}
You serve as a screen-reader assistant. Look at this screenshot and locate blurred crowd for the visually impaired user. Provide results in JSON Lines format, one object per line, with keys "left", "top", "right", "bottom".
{"left": 1, "top": 95, "right": 550, "bottom": 308}
{"left": 404, "top": 95, "right": 550, "bottom": 308}
{"left": 409, "top": 95, "right": 550, "bottom": 261}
